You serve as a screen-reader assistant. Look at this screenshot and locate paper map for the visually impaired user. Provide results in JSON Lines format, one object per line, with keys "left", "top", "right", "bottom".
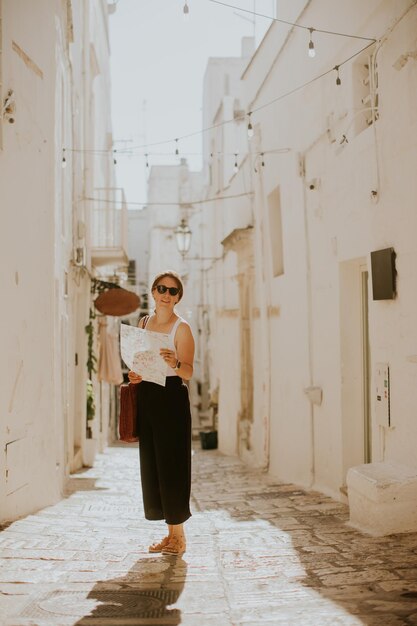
{"left": 120, "top": 323, "right": 170, "bottom": 386}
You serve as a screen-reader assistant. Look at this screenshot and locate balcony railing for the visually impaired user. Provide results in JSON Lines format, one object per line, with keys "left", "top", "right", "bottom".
{"left": 90, "top": 188, "right": 129, "bottom": 268}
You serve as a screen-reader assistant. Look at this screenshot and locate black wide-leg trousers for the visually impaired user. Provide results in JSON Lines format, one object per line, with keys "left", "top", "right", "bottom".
{"left": 136, "top": 377, "right": 192, "bottom": 525}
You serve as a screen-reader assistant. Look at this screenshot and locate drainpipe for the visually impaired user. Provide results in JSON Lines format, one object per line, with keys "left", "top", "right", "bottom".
{"left": 81, "top": 2, "right": 92, "bottom": 459}
{"left": 250, "top": 132, "right": 272, "bottom": 471}
{"left": 299, "top": 152, "right": 316, "bottom": 488}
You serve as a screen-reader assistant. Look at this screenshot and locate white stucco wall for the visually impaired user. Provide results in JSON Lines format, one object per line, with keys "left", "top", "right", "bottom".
{"left": 0, "top": 0, "right": 65, "bottom": 520}
{"left": 0, "top": 0, "right": 117, "bottom": 522}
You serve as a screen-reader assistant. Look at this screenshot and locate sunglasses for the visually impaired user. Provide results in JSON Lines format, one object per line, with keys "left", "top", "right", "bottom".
{"left": 155, "top": 284, "right": 180, "bottom": 296}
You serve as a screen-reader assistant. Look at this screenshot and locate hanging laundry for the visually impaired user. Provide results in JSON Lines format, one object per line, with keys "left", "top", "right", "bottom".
{"left": 98, "top": 317, "right": 124, "bottom": 385}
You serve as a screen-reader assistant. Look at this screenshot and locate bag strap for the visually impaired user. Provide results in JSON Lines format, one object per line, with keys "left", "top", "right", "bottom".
{"left": 139, "top": 314, "right": 149, "bottom": 329}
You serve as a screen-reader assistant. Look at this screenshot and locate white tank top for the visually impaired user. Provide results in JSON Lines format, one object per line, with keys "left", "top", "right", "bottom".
{"left": 142, "top": 314, "right": 184, "bottom": 377}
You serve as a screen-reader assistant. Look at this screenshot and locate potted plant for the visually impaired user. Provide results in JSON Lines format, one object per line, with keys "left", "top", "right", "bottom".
{"left": 199, "top": 387, "right": 218, "bottom": 450}
{"left": 83, "top": 308, "right": 98, "bottom": 466}
{"left": 86, "top": 379, "right": 95, "bottom": 439}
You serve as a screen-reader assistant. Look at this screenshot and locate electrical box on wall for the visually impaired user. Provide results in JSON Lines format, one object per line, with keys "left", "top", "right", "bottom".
{"left": 375, "top": 363, "right": 390, "bottom": 427}
{"left": 370, "top": 248, "right": 396, "bottom": 300}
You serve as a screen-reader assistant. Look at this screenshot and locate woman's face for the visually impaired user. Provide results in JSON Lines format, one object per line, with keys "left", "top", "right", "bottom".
{"left": 152, "top": 275, "right": 181, "bottom": 309}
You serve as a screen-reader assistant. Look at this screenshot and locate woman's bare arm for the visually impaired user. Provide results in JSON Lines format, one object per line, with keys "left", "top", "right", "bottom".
{"left": 170, "top": 322, "right": 195, "bottom": 380}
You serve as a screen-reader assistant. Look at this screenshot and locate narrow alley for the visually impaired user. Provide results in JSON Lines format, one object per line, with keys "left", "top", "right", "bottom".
{"left": 1, "top": 445, "right": 417, "bottom": 626}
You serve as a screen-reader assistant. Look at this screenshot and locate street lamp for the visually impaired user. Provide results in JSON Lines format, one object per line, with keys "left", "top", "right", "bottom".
{"left": 174, "top": 218, "right": 192, "bottom": 258}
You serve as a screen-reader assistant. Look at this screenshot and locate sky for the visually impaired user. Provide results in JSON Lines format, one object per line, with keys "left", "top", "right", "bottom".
{"left": 109, "top": 0, "right": 275, "bottom": 206}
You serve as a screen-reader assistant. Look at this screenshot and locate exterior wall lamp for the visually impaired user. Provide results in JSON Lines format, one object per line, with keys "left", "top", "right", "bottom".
{"left": 174, "top": 218, "right": 192, "bottom": 258}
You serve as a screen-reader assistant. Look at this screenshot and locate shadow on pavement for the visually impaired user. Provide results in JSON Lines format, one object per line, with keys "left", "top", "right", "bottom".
{"left": 73, "top": 554, "right": 187, "bottom": 625}
{"left": 193, "top": 450, "right": 417, "bottom": 625}
{"left": 65, "top": 477, "right": 109, "bottom": 493}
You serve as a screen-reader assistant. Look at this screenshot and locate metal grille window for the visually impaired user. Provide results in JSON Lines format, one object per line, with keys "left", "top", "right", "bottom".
{"left": 128, "top": 259, "right": 136, "bottom": 284}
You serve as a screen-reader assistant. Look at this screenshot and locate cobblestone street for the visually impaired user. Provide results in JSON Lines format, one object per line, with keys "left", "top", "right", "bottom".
{"left": 1, "top": 445, "right": 417, "bottom": 625}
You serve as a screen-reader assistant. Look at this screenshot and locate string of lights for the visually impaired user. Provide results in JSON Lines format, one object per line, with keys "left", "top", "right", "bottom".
{"left": 61, "top": 146, "right": 290, "bottom": 171}
{"left": 207, "top": 0, "right": 376, "bottom": 42}
{"left": 62, "top": 147, "right": 289, "bottom": 158}
{"left": 246, "top": 39, "right": 376, "bottom": 131}
{"left": 118, "top": 35, "right": 374, "bottom": 153}
{"left": 62, "top": 1, "right": 383, "bottom": 163}
{"left": 85, "top": 190, "right": 253, "bottom": 208}
{"left": 62, "top": 33, "right": 377, "bottom": 168}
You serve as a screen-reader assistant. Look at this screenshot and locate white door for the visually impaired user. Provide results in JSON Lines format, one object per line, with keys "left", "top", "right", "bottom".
{"left": 361, "top": 267, "right": 372, "bottom": 463}
{"left": 340, "top": 258, "right": 372, "bottom": 489}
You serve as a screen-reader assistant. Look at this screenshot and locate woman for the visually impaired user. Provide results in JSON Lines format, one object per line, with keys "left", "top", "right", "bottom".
{"left": 128, "top": 270, "right": 194, "bottom": 556}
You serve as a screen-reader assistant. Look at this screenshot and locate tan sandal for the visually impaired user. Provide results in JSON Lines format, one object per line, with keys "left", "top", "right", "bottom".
{"left": 162, "top": 536, "right": 186, "bottom": 555}
{"left": 148, "top": 536, "right": 170, "bottom": 553}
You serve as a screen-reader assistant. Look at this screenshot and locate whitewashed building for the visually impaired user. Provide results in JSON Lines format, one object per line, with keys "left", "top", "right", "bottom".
{"left": 199, "top": 0, "right": 417, "bottom": 528}
{"left": 127, "top": 207, "right": 150, "bottom": 314}
{"left": 0, "top": 0, "right": 126, "bottom": 523}
{"left": 145, "top": 159, "right": 205, "bottom": 426}
{"left": 198, "top": 37, "right": 258, "bottom": 460}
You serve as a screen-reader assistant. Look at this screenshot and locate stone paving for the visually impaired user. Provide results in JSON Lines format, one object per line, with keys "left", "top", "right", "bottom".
{"left": 1, "top": 446, "right": 417, "bottom": 625}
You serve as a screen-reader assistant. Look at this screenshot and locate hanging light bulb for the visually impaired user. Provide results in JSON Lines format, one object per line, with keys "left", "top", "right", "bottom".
{"left": 61, "top": 149, "right": 67, "bottom": 169}
{"left": 335, "top": 65, "right": 341, "bottom": 85}
{"left": 113, "top": 149, "right": 117, "bottom": 165}
{"left": 175, "top": 139, "right": 179, "bottom": 156}
{"left": 261, "top": 153, "right": 265, "bottom": 167}
{"left": 233, "top": 153, "right": 238, "bottom": 174}
{"left": 183, "top": 1, "right": 189, "bottom": 20}
{"left": 247, "top": 112, "right": 254, "bottom": 139}
{"left": 308, "top": 28, "right": 316, "bottom": 58}
{"left": 145, "top": 153, "right": 149, "bottom": 169}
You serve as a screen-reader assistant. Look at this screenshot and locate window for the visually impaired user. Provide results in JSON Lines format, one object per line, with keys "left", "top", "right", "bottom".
{"left": 128, "top": 259, "right": 136, "bottom": 284}
{"left": 267, "top": 186, "right": 284, "bottom": 277}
